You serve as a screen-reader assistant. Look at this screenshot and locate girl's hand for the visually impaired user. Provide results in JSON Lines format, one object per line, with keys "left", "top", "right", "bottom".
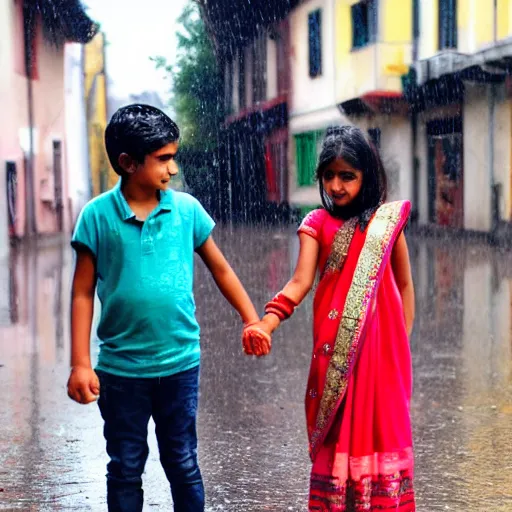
{"left": 242, "top": 322, "right": 272, "bottom": 356}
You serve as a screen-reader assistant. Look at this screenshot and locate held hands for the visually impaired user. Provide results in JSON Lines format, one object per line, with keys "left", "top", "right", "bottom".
{"left": 67, "top": 366, "right": 100, "bottom": 404}
{"left": 242, "top": 292, "right": 297, "bottom": 357}
{"left": 242, "top": 315, "right": 279, "bottom": 357}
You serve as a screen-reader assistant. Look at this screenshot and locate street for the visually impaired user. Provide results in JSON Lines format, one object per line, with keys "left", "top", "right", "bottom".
{"left": 1, "top": 225, "right": 511, "bottom": 511}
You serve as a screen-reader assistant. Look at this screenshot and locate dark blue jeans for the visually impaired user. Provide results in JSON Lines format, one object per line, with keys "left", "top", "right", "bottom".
{"left": 97, "top": 366, "right": 204, "bottom": 512}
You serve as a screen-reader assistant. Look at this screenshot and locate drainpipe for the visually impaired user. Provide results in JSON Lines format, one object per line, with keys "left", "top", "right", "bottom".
{"left": 491, "top": 3, "right": 498, "bottom": 235}
{"left": 81, "top": 44, "right": 93, "bottom": 202}
{"left": 489, "top": 83, "right": 499, "bottom": 234}
{"left": 493, "top": 0, "right": 498, "bottom": 43}
{"left": 23, "top": 2, "right": 36, "bottom": 237}
{"left": 410, "top": 0, "right": 419, "bottom": 224}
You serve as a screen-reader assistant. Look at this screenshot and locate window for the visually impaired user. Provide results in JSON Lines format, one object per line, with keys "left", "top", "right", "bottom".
{"left": 275, "top": 21, "right": 290, "bottom": 95}
{"left": 14, "top": 0, "right": 39, "bottom": 79}
{"left": 265, "top": 130, "right": 288, "bottom": 203}
{"left": 295, "top": 130, "right": 324, "bottom": 187}
{"left": 238, "top": 50, "right": 245, "bottom": 110}
{"left": 439, "top": 0, "right": 457, "bottom": 49}
{"left": 252, "top": 31, "right": 267, "bottom": 103}
{"left": 351, "top": 0, "right": 377, "bottom": 50}
{"left": 308, "top": 10, "right": 322, "bottom": 78}
{"left": 224, "top": 58, "right": 233, "bottom": 113}
{"left": 368, "top": 128, "right": 381, "bottom": 148}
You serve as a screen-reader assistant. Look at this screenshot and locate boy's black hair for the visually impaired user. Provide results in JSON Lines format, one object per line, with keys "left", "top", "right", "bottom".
{"left": 105, "top": 104, "right": 180, "bottom": 176}
{"left": 315, "top": 125, "right": 388, "bottom": 229}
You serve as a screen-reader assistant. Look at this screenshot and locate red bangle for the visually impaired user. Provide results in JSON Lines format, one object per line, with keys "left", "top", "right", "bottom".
{"left": 264, "top": 292, "right": 298, "bottom": 321}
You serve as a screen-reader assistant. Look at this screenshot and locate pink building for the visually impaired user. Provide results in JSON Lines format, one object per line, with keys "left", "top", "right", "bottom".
{"left": 0, "top": 0, "right": 96, "bottom": 245}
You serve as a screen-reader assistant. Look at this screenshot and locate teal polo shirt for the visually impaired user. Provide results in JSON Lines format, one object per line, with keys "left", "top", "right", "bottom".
{"left": 71, "top": 182, "right": 215, "bottom": 378}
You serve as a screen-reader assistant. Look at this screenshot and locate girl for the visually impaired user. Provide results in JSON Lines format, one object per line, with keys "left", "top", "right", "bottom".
{"left": 243, "top": 126, "right": 415, "bottom": 511}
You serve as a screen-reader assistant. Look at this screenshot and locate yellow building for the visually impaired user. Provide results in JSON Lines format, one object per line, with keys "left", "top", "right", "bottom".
{"left": 84, "top": 32, "right": 116, "bottom": 196}
{"left": 288, "top": 0, "right": 415, "bottom": 210}
{"left": 333, "top": 0, "right": 414, "bottom": 204}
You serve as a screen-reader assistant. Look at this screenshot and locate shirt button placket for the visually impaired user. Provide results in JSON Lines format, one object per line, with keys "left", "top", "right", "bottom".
{"left": 141, "top": 217, "right": 156, "bottom": 279}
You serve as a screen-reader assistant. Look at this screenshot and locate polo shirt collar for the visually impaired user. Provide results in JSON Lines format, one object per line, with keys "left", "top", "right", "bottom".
{"left": 159, "top": 188, "right": 173, "bottom": 211}
{"left": 114, "top": 180, "right": 135, "bottom": 221}
{"left": 113, "top": 180, "right": 174, "bottom": 221}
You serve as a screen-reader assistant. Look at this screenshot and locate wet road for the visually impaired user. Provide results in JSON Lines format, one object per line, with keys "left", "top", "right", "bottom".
{"left": 1, "top": 225, "right": 512, "bottom": 511}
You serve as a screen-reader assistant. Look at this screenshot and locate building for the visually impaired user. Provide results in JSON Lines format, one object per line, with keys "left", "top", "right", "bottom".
{"left": 288, "top": 0, "right": 344, "bottom": 209}
{"left": 202, "top": 0, "right": 512, "bottom": 235}
{"left": 65, "top": 43, "right": 91, "bottom": 227}
{"left": 288, "top": 0, "right": 415, "bottom": 210}
{"left": 84, "top": 31, "right": 115, "bottom": 197}
{"left": 0, "top": 0, "right": 97, "bottom": 247}
{"left": 204, "top": 0, "right": 416, "bottom": 218}
{"left": 407, "top": 0, "right": 512, "bottom": 234}
{"left": 200, "top": 0, "right": 298, "bottom": 222}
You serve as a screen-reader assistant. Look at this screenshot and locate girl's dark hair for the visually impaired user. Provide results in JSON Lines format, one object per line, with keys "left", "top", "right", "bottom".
{"left": 105, "top": 104, "right": 180, "bottom": 176}
{"left": 315, "top": 125, "right": 387, "bottom": 228}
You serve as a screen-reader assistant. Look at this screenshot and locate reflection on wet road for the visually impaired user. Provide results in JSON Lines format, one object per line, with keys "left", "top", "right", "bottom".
{"left": 1, "top": 226, "right": 511, "bottom": 511}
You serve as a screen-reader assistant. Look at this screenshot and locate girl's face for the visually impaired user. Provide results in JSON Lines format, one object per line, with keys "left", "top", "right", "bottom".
{"left": 322, "top": 157, "right": 363, "bottom": 208}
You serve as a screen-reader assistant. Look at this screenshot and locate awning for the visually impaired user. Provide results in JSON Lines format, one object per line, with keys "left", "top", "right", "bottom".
{"left": 339, "top": 91, "right": 409, "bottom": 116}
{"left": 224, "top": 95, "right": 288, "bottom": 135}
{"left": 414, "top": 39, "right": 512, "bottom": 85}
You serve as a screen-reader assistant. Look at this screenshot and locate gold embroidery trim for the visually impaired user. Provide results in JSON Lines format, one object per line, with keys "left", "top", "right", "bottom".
{"left": 323, "top": 217, "right": 358, "bottom": 276}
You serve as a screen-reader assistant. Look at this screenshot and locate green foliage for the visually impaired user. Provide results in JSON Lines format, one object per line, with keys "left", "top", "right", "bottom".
{"left": 153, "top": 1, "right": 224, "bottom": 151}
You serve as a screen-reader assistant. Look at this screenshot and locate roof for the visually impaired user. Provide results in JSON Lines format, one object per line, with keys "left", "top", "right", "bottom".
{"left": 197, "top": 0, "right": 299, "bottom": 56}
{"left": 23, "top": 0, "right": 98, "bottom": 47}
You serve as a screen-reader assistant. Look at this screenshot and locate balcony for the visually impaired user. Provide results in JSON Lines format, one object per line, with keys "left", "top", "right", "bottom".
{"left": 415, "top": 39, "right": 512, "bottom": 85}
{"left": 336, "top": 42, "right": 412, "bottom": 105}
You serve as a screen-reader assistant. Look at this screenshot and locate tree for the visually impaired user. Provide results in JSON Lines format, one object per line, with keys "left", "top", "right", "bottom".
{"left": 154, "top": 1, "right": 224, "bottom": 151}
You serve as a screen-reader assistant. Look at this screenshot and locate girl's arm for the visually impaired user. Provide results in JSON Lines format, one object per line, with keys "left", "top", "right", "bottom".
{"left": 259, "top": 232, "right": 320, "bottom": 334}
{"left": 196, "top": 236, "right": 259, "bottom": 326}
{"left": 391, "top": 232, "right": 415, "bottom": 336}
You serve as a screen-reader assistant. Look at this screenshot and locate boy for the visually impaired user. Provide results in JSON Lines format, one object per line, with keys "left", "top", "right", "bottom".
{"left": 67, "top": 104, "right": 260, "bottom": 511}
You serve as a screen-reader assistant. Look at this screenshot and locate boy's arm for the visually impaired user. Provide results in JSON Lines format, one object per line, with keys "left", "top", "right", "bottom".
{"left": 67, "top": 249, "right": 100, "bottom": 404}
{"left": 195, "top": 236, "right": 259, "bottom": 325}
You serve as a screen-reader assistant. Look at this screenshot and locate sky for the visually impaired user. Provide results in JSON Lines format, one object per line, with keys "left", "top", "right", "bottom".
{"left": 84, "top": 0, "right": 189, "bottom": 102}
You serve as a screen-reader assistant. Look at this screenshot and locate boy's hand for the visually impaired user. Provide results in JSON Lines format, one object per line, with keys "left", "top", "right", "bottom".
{"left": 242, "top": 321, "right": 272, "bottom": 356}
{"left": 67, "top": 366, "right": 100, "bottom": 404}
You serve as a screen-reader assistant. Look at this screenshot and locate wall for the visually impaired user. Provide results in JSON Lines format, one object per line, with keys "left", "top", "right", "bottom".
{"left": 493, "top": 88, "right": 511, "bottom": 222}
{"left": 0, "top": 0, "right": 22, "bottom": 249}
{"left": 419, "top": 0, "right": 512, "bottom": 60}
{"left": 267, "top": 36, "right": 278, "bottom": 100}
{"left": 497, "top": 0, "right": 512, "bottom": 40}
{"left": 0, "top": 0, "right": 71, "bottom": 237}
{"left": 417, "top": 121, "right": 429, "bottom": 224}
{"left": 32, "top": 31, "right": 69, "bottom": 233}
{"left": 463, "top": 83, "right": 492, "bottom": 232}
{"left": 65, "top": 43, "right": 90, "bottom": 226}
{"left": 0, "top": 0, "right": 28, "bottom": 240}
{"left": 290, "top": 0, "right": 336, "bottom": 117}
{"left": 418, "top": 0, "right": 439, "bottom": 60}
{"left": 335, "top": 0, "right": 412, "bottom": 103}
{"left": 380, "top": 116, "right": 413, "bottom": 201}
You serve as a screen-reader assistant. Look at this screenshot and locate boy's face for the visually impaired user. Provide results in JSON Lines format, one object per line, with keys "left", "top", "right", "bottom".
{"left": 127, "top": 141, "right": 179, "bottom": 191}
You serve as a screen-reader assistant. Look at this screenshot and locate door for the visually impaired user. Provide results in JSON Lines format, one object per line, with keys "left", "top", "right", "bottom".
{"left": 52, "top": 140, "right": 63, "bottom": 231}
{"left": 427, "top": 117, "right": 464, "bottom": 228}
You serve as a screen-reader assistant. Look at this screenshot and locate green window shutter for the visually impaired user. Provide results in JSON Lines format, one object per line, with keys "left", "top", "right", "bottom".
{"left": 295, "top": 130, "right": 325, "bottom": 187}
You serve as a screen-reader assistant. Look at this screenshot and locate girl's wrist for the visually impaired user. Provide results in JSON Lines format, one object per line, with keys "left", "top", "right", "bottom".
{"left": 263, "top": 313, "right": 280, "bottom": 331}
